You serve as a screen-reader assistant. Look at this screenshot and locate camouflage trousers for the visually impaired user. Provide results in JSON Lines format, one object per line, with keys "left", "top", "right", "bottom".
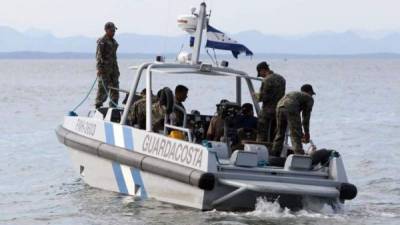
{"left": 271, "top": 107, "right": 303, "bottom": 156}
{"left": 256, "top": 110, "right": 277, "bottom": 143}
{"left": 95, "top": 69, "right": 119, "bottom": 108}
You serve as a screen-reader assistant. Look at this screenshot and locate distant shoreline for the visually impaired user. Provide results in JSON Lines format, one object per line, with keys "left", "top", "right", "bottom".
{"left": 0, "top": 51, "right": 399, "bottom": 59}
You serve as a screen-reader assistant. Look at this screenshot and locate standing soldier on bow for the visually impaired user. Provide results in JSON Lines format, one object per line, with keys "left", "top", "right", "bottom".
{"left": 255, "top": 61, "right": 286, "bottom": 143}
{"left": 95, "top": 22, "right": 120, "bottom": 109}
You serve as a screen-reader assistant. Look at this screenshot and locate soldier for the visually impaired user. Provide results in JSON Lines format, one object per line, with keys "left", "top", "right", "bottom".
{"left": 127, "top": 89, "right": 166, "bottom": 132}
{"left": 95, "top": 22, "right": 120, "bottom": 109}
{"left": 255, "top": 61, "right": 286, "bottom": 143}
{"left": 172, "top": 85, "right": 189, "bottom": 126}
{"left": 272, "top": 84, "right": 316, "bottom": 156}
{"left": 207, "top": 99, "right": 228, "bottom": 141}
{"left": 128, "top": 97, "right": 146, "bottom": 128}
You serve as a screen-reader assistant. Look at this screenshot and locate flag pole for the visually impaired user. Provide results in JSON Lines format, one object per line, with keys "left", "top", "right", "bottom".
{"left": 191, "top": 2, "right": 206, "bottom": 65}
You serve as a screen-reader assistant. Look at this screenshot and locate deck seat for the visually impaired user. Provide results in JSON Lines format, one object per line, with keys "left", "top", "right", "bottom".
{"left": 230, "top": 150, "right": 258, "bottom": 167}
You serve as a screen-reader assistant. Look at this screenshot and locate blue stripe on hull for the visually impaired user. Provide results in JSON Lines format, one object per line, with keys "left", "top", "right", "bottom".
{"left": 123, "top": 126, "right": 134, "bottom": 151}
{"left": 106, "top": 123, "right": 143, "bottom": 197}
{"left": 104, "top": 122, "right": 115, "bottom": 145}
{"left": 131, "top": 168, "right": 148, "bottom": 199}
{"left": 112, "top": 162, "right": 128, "bottom": 194}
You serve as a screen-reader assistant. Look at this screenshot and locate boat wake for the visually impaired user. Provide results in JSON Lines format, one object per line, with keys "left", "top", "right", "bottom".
{"left": 210, "top": 197, "right": 346, "bottom": 221}
{"left": 248, "top": 197, "right": 340, "bottom": 219}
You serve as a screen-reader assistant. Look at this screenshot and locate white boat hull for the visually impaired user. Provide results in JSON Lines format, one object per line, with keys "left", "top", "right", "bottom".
{"left": 68, "top": 148, "right": 207, "bottom": 209}
{"left": 57, "top": 115, "right": 356, "bottom": 211}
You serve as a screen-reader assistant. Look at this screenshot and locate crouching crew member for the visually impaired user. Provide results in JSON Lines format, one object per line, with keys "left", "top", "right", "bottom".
{"left": 272, "top": 84, "right": 315, "bottom": 156}
{"left": 255, "top": 61, "right": 286, "bottom": 142}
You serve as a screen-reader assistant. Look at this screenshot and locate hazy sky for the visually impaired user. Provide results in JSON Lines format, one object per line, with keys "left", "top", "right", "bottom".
{"left": 1, "top": 0, "right": 399, "bottom": 37}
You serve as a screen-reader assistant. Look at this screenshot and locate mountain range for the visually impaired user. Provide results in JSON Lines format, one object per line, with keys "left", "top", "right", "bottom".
{"left": 0, "top": 26, "right": 399, "bottom": 56}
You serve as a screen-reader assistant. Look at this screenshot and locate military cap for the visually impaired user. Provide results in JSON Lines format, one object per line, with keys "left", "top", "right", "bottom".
{"left": 219, "top": 99, "right": 229, "bottom": 104}
{"left": 301, "top": 84, "right": 316, "bottom": 95}
{"left": 104, "top": 22, "right": 117, "bottom": 30}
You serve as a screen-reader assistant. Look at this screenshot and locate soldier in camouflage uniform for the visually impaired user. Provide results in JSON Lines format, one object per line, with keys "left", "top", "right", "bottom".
{"left": 127, "top": 91, "right": 166, "bottom": 132}
{"left": 272, "top": 84, "right": 315, "bottom": 156}
{"left": 255, "top": 61, "right": 286, "bottom": 143}
{"left": 128, "top": 98, "right": 146, "bottom": 128}
{"left": 95, "top": 22, "right": 120, "bottom": 109}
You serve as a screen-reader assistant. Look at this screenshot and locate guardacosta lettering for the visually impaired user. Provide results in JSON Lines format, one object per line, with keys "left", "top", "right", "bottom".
{"left": 142, "top": 134, "right": 203, "bottom": 168}
{"left": 75, "top": 119, "right": 96, "bottom": 136}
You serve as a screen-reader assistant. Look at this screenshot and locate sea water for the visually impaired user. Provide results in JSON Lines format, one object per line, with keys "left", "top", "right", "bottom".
{"left": 0, "top": 57, "right": 399, "bottom": 225}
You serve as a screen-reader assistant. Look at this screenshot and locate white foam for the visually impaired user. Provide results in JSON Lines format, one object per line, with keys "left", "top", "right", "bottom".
{"left": 246, "top": 198, "right": 295, "bottom": 218}
{"left": 208, "top": 197, "right": 347, "bottom": 220}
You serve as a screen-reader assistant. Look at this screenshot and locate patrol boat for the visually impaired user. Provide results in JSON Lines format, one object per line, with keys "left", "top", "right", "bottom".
{"left": 56, "top": 2, "right": 357, "bottom": 211}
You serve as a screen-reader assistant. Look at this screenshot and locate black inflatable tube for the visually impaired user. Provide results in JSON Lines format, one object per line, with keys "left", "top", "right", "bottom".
{"left": 339, "top": 182, "right": 358, "bottom": 200}
{"left": 55, "top": 125, "right": 215, "bottom": 191}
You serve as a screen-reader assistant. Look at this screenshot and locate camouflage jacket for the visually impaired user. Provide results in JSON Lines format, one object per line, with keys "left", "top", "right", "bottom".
{"left": 128, "top": 98, "right": 145, "bottom": 128}
{"left": 128, "top": 98, "right": 166, "bottom": 131}
{"left": 277, "top": 91, "right": 314, "bottom": 134}
{"left": 259, "top": 72, "right": 286, "bottom": 112}
{"left": 96, "top": 35, "right": 119, "bottom": 71}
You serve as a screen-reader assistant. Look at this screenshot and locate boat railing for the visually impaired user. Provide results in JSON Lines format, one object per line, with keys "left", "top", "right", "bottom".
{"left": 120, "top": 62, "right": 263, "bottom": 134}
{"left": 172, "top": 104, "right": 187, "bottom": 128}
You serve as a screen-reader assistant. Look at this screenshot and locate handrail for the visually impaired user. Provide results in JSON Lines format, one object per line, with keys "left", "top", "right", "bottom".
{"left": 211, "top": 66, "right": 261, "bottom": 116}
{"left": 121, "top": 62, "right": 263, "bottom": 127}
{"left": 120, "top": 63, "right": 152, "bottom": 125}
{"left": 143, "top": 63, "right": 200, "bottom": 131}
{"left": 145, "top": 64, "right": 155, "bottom": 131}
{"left": 173, "top": 104, "right": 187, "bottom": 128}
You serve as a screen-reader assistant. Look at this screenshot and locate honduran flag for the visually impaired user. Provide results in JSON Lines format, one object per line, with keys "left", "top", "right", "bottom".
{"left": 190, "top": 24, "right": 253, "bottom": 58}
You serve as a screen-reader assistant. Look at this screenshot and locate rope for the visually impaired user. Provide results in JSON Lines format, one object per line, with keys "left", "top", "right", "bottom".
{"left": 68, "top": 76, "right": 120, "bottom": 116}
{"left": 69, "top": 77, "right": 98, "bottom": 114}
{"left": 206, "top": 49, "right": 217, "bottom": 66}
{"left": 212, "top": 48, "right": 219, "bottom": 66}
{"left": 98, "top": 77, "right": 119, "bottom": 108}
